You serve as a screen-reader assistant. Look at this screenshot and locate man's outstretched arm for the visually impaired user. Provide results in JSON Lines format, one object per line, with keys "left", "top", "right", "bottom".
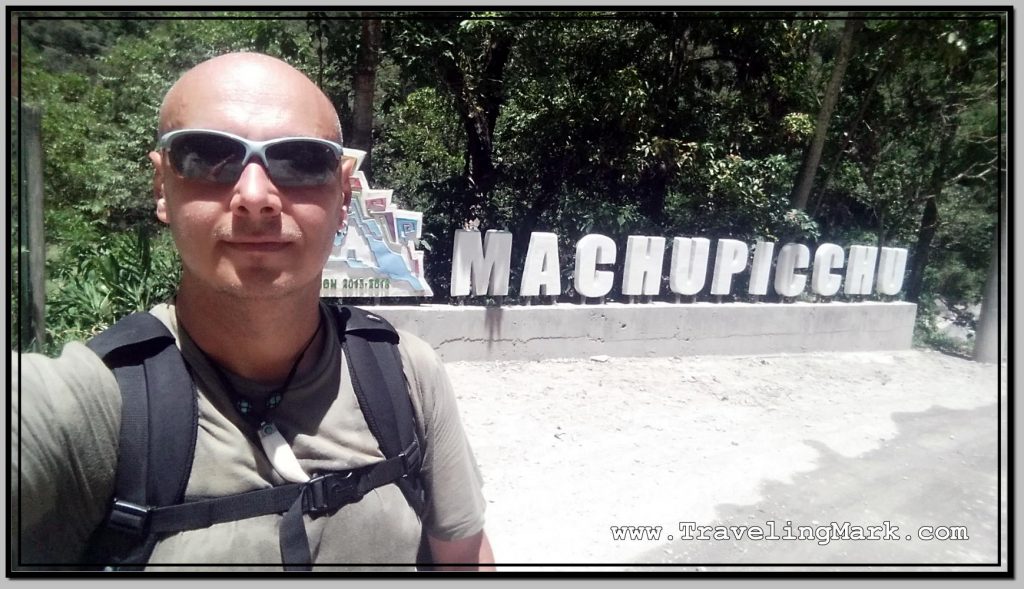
{"left": 428, "top": 530, "right": 496, "bottom": 571}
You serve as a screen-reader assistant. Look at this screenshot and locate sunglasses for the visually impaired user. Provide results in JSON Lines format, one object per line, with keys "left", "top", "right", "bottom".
{"left": 156, "top": 129, "right": 344, "bottom": 187}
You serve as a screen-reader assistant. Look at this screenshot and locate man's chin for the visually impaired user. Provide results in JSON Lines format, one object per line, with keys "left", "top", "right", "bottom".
{"left": 213, "top": 272, "right": 314, "bottom": 301}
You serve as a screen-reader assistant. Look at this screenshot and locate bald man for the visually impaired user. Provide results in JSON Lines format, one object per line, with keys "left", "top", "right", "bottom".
{"left": 13, "top": 52, "right": 494, "bottom": 571}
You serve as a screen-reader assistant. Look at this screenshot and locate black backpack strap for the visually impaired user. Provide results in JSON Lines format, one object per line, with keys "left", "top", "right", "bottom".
{"left": 77, "top": 452, "right": 413, "bottom": 570}
{"left": 83, "top": 306, "right": 426, "bottom": 570}
{"left": 332, "top": 305, "right": 432, "bottom": 571}
{"left": 84, "top": 312, "right": 199, "bottom": 569}
{"left": 119, "top": 457, "right": 411, "bottom": 533}
{"left": 331, "top": 305, "right": 426, "bottom": 516}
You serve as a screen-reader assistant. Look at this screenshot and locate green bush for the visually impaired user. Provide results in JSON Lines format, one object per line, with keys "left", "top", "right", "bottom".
{"left": 44, "top": 227, "right": 180, "bottom": 355}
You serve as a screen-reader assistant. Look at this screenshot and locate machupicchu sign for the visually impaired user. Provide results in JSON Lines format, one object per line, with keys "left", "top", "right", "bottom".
{"left": 450, "top": 230, "right": 908, "bottom": 299}
{"left": 320, "top": 151, "right": 908, "bottom": 301}
{"left": 321, "top": 149, "right": 434, "bottom": 298}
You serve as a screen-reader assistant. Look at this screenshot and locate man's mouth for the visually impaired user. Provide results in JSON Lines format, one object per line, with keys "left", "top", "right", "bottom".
{"left": 224, "top": 240, "right": 292, "bottom": 252}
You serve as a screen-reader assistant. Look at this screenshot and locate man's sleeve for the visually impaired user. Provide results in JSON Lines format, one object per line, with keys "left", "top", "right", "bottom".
{"left": 12, "top": 342, "right": 122, "bottom": 566}
{"left": 397, "top": 332, "right": 487, "bottom": 541}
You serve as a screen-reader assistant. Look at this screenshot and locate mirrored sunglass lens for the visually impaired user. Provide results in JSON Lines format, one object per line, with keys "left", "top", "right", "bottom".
{"left": 265, "top": 141, "right": 338, "bottom": 186}
{"left": 169, "top": 133, "right": 246, "bottom": 183}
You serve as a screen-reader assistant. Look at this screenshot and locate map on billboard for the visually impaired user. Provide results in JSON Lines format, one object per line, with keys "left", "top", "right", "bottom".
{"left": 321, "top": 150, "right": 434, "bottom": 298}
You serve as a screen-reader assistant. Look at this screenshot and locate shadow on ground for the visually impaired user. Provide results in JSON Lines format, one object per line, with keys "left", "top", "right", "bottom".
{"left": 629, "top": 402, "right": 1005, "bottom": 570}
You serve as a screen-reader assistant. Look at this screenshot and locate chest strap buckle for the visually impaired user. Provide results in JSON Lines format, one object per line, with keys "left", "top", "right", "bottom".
{"left": 106, "top": 499, "right": 151, "bottom": 536}
{"left": 301, "top": 471, "right": 363, "bottom": 517}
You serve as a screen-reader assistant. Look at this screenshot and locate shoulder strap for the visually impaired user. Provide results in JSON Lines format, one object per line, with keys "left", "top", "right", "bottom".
{"left": 331, "top": 305, "right": 426, "bottom": 516}
{"left": 82, "top": 306, "right": 424, "bottom": 570}
{"left": 84, "top": 312, "right": 199, "bottom": 569}
{"left": 123, "top": 305, "right": 426, "bottom": 571}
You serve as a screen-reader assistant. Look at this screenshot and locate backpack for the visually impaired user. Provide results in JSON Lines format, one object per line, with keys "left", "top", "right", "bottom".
{"left": 83, "top": 304, "right": 427, "bottom": 571}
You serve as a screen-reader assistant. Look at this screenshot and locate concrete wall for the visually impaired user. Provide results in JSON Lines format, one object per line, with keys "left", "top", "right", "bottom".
{"left": 371, "top": 301, "right": 918, "bottom": 362}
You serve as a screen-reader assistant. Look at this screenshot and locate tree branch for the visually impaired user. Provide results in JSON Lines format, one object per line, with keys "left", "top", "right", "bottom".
{"left": 944, "top": 156, "right": 999, "bottom": 185}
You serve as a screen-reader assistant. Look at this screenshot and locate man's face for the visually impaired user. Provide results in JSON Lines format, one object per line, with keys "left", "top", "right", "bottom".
{"left": 150, "top": 59, "right": 351, "bottom": 301}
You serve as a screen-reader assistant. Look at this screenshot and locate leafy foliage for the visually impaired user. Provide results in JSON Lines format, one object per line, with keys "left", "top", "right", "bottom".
{"left": 13, "top": 11, "right": 1004, "bottom": 355}
{"left": 44, "top": 226, "right": 180, "bottom": 355}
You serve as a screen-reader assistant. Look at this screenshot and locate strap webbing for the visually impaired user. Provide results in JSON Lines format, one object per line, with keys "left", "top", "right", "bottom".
{"left": 87, "top": 306, "right": 423, "bottom": 569}
{"left": 280, "top": 496, "right": 309, "bottom": 571}
{"left": 338, "top": 306, "right": 426, "bottom": 516}
{"left": 140, "top": 455, "right": 408, "bottom": 534}
{"left": 143, "top": 341, "right": 199, "bottom": 506}
{"left": 149, "top": 482, "right": 304, "bottom": 532}
{"left": 85, "top": 312, "right": 198, "bottom": 568}
{"left": 345, "top": 336, "right": 402, "bottom": 453}
{"left": 111, "top": 365, "right": 149, "bottom": 508}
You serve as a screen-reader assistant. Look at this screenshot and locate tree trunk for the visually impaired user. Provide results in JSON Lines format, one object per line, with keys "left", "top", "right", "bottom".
{"left": 21, "top": 105, "right": 46, "bottom": 351}
{"left": 813, "top": 45, "right": 892, "bottom": 215}
{"left": 638, "top": 163, "right": 669, "bottom": 220}
{"left": 480, "top": 35, "right": 513, "bottom": 143}
{"left": 904, "top": 196, "right": 938, "bottom": 304}
{"left": 351, "top": 16, "right": 381, "bottom": 180}
{"left": 441, "top": 63, "right": 495, "bottom": 196}
{"left": 974, "top": 175, "right": 1006, "bottom": 363}
{"left": 790, "top": 17, "right": 863, "bottom": 210}
{"left": 438, "top": 32, "right": 513, "bottom": 205}
{"left": 904, "top": 125, "right": 955, "bottom": 304}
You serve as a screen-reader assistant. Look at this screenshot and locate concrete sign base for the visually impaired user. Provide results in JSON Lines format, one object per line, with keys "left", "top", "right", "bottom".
{"left": 374, "top": 301, "right": 918, "bottom": 362}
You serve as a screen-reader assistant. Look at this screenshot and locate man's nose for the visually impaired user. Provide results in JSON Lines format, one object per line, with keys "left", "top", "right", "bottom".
{"left": 231, "top": 161, "right": 282, "bottom": 217}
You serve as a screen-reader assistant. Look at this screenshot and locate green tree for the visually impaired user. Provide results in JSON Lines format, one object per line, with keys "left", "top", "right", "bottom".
{"left": 16, "top": 14, "right": 319, "bottom": 352}
{"left": 14, "top": 11, "right": 1004, "bottom": 351}
{"left": 790, "top": 16, "right": 864, "bottom": 210}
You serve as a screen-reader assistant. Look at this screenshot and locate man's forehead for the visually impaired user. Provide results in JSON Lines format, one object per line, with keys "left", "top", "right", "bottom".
{"left": 168, "top": 89, "right": 333, "bottom": 134}
{"left": 159, "top": 54, "right": 340, "bottom": 140}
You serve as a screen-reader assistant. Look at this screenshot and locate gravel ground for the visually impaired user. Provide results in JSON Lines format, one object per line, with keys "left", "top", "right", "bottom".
{"left": 444, "top": 349, "right": 1007, "bottom": 572}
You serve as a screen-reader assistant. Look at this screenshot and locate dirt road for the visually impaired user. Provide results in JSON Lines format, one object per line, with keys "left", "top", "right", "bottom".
{"left": 445, "top": 349, "right": 1007, "bottom": 572}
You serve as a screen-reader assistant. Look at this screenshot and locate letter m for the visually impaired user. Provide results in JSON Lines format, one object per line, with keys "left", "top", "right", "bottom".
{"left": 451, "top": 229, "right": 513, "bottom": 296}
{"left": 831, "top": 521, "right": 851, "bottom": 539}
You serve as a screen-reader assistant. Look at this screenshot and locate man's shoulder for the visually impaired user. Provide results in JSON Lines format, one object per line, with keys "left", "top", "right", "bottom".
{"left": 395, "top": 328, "right": 436, "bottom": 358}
{"left": 15, "top": 339, "right": 122, "bottom": 449}
{"left": 146, "top": 301, "right": 179, "bottom": 337}
{"left": 394, "top": 328, "right": 446, "bottom": 377}
{"left": 16, "top": 303, "right": 178, "bottom": 407}
{"left": 18, "top": 339, "right": 116, "bottom": 390}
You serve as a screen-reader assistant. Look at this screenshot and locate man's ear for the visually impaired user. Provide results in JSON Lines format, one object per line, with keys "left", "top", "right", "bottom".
{"left": 149, "top": 151, "right": 169, "bottom": 224}
{"left": 339, "top": 156, "right": 355, "bottom": 226}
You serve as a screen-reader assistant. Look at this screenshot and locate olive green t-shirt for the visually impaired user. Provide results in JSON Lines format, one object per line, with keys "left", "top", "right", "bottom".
{"left": 13, "top": 303, "right": 486, "bottom": 571}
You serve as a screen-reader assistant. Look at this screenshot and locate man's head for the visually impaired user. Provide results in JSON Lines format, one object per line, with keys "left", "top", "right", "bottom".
{"left": 150, "top": 52, "right": 352, "bottom": 301}
{"left": 156, "top": 52, "right": 342, "bottom": 142}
